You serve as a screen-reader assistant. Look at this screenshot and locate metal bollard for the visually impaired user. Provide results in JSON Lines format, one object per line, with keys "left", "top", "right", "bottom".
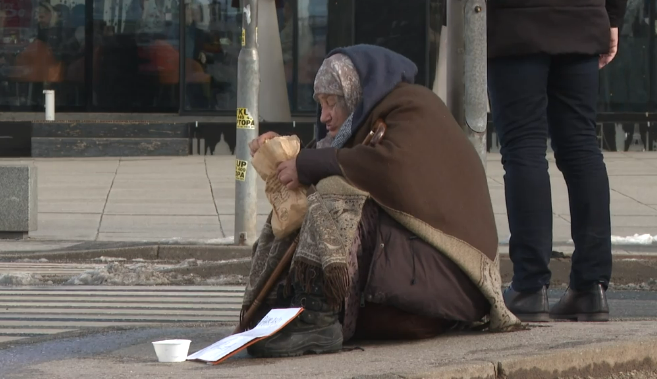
{"left": 43, "top": 90, "right": 55, "bottom": 121}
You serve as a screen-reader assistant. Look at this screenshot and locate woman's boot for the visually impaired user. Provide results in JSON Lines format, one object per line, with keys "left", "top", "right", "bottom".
{"left": 247, "top": 280, "right": 343, "bottom": 358}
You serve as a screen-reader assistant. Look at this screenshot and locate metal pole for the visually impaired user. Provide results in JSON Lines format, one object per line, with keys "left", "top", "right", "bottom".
{"left": 234, "top": 0, "right": 259, "bottom": 246}
{"left": 446, "top": 0, "right": 488, "bottom": 169}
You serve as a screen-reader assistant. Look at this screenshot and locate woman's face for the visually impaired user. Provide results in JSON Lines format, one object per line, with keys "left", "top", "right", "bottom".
{"left": 317, "top": 94, "right": 349, "bottom": 138}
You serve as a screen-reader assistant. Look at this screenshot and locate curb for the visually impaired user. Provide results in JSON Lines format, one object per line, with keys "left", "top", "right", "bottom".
{"left": 2, "top": 245, "right": 657, "bottom": 287}
{"left": 390, "top": 337, "right": 657, "bottom": 379}
{"left": 0, "top": 244, "right": 253, "bottom": 262}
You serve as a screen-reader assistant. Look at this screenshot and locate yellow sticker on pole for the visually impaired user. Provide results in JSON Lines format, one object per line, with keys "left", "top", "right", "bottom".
{"left": 241, "top": 28, "right": 245, "bottom": 46}
{"left": 255, "top": 26, "right": 258, "bottom": 44}
{"left": 236, "top": 108, "right": 255, "bottom": 129}
{"left": 235, "top": 159, "right": 247, "bottom": 181}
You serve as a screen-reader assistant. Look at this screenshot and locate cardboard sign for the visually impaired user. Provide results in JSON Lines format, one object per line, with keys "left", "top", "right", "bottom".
{"left": 187, "top": 308, "right": 303, "bottom": 364}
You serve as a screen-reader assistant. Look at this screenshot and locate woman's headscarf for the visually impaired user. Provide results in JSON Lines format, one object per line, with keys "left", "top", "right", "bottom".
{"left": 313, "top": 53, "right": 363, "bottom": 148}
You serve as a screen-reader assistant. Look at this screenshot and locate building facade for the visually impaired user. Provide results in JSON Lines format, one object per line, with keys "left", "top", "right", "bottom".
{"left": 0, "top": 0, "right": 655, "bottom": 157}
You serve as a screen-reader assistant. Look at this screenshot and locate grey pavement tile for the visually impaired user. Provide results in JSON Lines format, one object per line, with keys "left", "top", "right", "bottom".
{"left": 487, "top": 186, "right": 507, "bottom": 215}
{"left": 609, "top": 226, "right": 657, "bottom": 237}
{"left": 29, "top": 213, "right": 101, "bottom": 241}
{"left": 37, "top": 174, "right": 115, "bottom": 184}
{"left": 604, "top": 160, "right": 657, "bottom": 176}
{"left": 610, "top": 176, "right": 657, "bottom": 205}
{"left": 219, "top": 214, "right": 270, "bottom": 238}
{"left": 210, "top": 184, "right": 267, "bottom": 200}
{"left": 110, "top": 179, "right": 211, "bottom": 190}
{"left": 215, "top": 198, "right": 273, "bottom": 216}
{"left": 99, "top": 215, "right": 222, "bottom": 236}
{"left": 96, "top": 232, "right": 224, "bottom": 242}
{"left": 495, "top": 214, "right": 572, "bottom": 243}
{"left": 611, "top": 215, "right": 657, "bottom": 228}
{"left": 39, "top": 200, "right": 106, "bottom": 214}
{"left": 104, "top": 200, "right": 218, "bottom": 216}
{"left": 38, "top": 187, "right": 110, "bottom": 201}
{"left": 107, "top": 188, "right": 213, "bottom": 201}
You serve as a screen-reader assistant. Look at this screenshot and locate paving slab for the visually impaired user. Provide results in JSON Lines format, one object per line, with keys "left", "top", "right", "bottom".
{"left": 2, "top": 322, "right": 657, "bottom": 379}
{"left": 97, "top": 215, "right": 223, "bottom": 241}
{"left": 38, "top": 200, "right": 107, "bottom": 214}
{"left": 29, "top": 213, "right": 101, "bottom": 241}
{"left": 103, "top": 200, "right": 218, "bottom": 216}
{"left": 0, "top": 153, "right": 655, "bottom": 245}
{"left": 219, "top": 215, "right": 270, "bottom": 238}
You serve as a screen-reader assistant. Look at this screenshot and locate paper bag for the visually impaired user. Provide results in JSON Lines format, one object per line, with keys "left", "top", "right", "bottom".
{"left": 252, "top": 136, "right": 308, "bottom": 239}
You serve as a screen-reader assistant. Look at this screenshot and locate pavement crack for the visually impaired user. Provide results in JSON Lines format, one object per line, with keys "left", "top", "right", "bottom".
{"left": 610, "top": 188, "right": 656, "bottom": 211}
{"left": 204, "top": 157, "right": 225, "bottom": 238}
{"left": 96, "top": 159, "right": 120, "bottom": 241}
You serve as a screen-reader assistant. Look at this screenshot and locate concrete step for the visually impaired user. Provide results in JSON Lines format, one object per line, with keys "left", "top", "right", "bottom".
{"left": 32, "top": 121, "right": 189, "bottom": 139}
{"left": 31, "top": 137, "right": 190, "bottom": 157}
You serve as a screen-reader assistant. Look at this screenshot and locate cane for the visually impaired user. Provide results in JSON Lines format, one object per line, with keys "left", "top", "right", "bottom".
{"left": 234, "top": 120, "right": 388, "bottom": 334}
{"left": 234, "top": 236, "right": 299, "bottom": 334}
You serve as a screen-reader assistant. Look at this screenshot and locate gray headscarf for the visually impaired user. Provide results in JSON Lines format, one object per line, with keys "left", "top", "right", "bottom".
{"left": 313, "top": 54, "right": 363, "bottom": 148}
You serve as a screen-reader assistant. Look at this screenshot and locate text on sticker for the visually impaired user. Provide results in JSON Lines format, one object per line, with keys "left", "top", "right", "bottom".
{"left": 237, "top": 108, "right": 255, "bottom": 129}
{"left": 235, "top": 159, "right": 247, "bottom": 181}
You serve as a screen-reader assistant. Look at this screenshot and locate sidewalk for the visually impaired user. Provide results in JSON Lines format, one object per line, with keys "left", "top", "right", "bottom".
{"left": 1, "top": 152, "right": 656, "bottom": 248}
{"left": 2, "top": 321, "right": 657, "bottom": 379}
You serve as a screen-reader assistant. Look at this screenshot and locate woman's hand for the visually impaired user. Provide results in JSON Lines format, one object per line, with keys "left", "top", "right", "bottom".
{"left": 277, "top": 158, "right": 300, "bottom": 190}
{"left": 249, "top": 131, "right": 279, "bottom": 157}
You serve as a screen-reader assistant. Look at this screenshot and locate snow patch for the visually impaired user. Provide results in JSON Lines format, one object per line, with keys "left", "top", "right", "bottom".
{"left": 65, "top": 262, "right": 170, "bottom": 285}
{"left": 567, "top": 234, "right": 657, "bottom": 246}
{"left": 92, "top": 256, "right": 128, "bottom": 262}
{"left": 0, "top": 273, "right": 52, "bottom": 286}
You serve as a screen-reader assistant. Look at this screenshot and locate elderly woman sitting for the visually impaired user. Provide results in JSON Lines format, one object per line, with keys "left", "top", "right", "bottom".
{"left": 243, "top": 45, "right": 520, "bottom": 358}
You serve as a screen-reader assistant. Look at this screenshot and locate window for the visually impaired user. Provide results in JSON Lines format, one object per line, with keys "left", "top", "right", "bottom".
{"left": 599, "top": 0, "right": 651, "bottom": 112}
{"left": 293, "top": 0, "right": 326, "bottom": 112}
{"left": 92, "top": 0, "right": 180, "bottom": 111}
{"left": 182, "top": 0, "right": 241, "bottom": 111}
{"left": 354, "top": 0, "right": 428, "bottom": 86}
{"left": 0, "top": 0, "right": 86, "bottom": 110}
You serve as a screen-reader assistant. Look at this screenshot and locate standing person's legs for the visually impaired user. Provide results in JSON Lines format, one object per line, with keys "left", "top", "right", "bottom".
{"left": 488, "top": 54, "right": 552, "bottom": 321}
{"left": 546, "top": 54, "right": 611, "bottom": 321}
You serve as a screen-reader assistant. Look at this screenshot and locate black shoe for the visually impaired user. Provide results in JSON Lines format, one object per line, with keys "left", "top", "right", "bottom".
{"left": 503, "top": 285, "right": 550, "bottom": 322}
{"left": 550, "top": 283, "right": 609, "bottom": 322}
{"left": 247, "top": 282, "right": 343, "bottom": 358}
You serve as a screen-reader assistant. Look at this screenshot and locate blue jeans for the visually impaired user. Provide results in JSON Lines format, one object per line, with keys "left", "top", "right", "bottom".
{"left": 488, "top": 54, "right": 612, "bottom": 293}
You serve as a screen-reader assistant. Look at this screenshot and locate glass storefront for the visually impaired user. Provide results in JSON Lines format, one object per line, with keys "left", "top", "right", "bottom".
{"left": 1, "top": 0, "right": 657, "bottom": 119}
{"left": 598, "top": 0, "right": 653, "bottom": 113}
{"left": 0, "top": 0, "right": 328, "bottom": 113}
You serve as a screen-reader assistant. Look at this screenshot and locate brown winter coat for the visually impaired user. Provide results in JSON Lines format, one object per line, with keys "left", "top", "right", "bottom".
{"left": 296, "top": 82, "right": 500, "bottom": 334}
{"left": 338, "top": 83, "right": 497, "bottom": 324}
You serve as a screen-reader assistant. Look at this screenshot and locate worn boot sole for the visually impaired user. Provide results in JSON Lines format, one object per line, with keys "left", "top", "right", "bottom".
{"left": 550, "top": 313, "right": 609, "bottom": 322}
{"left": 514, "top": 312, "right": 550, "bottom": 323}
{"left": 248, "top": 339, "right": 343, "bottom": 358}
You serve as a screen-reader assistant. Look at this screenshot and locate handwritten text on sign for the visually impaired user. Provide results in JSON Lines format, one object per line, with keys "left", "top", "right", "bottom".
{"left": 237, "top": 108, "right": 255, "bottom": 129}
{"left": 235, "top": 159, "right": 247, "bottom": 181}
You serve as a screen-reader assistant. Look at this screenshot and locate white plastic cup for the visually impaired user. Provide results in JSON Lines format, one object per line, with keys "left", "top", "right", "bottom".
{"left": 152, "top": 339, "right": 192, "bottom": 363}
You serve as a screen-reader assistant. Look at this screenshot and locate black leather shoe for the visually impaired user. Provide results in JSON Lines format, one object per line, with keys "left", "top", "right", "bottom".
{"left": 247, "top": 281, "right": 343, "bottom": 358}
{"left": 550, "top": 283, "right": 609, "bottom": 322}
{"left": 503, "top": 285, "right": 550, "bottom": 322}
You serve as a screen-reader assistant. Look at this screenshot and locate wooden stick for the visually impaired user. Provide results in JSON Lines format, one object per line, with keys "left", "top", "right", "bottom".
{"left": 234, "top": 236, "right": 300, "bottom": 334}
